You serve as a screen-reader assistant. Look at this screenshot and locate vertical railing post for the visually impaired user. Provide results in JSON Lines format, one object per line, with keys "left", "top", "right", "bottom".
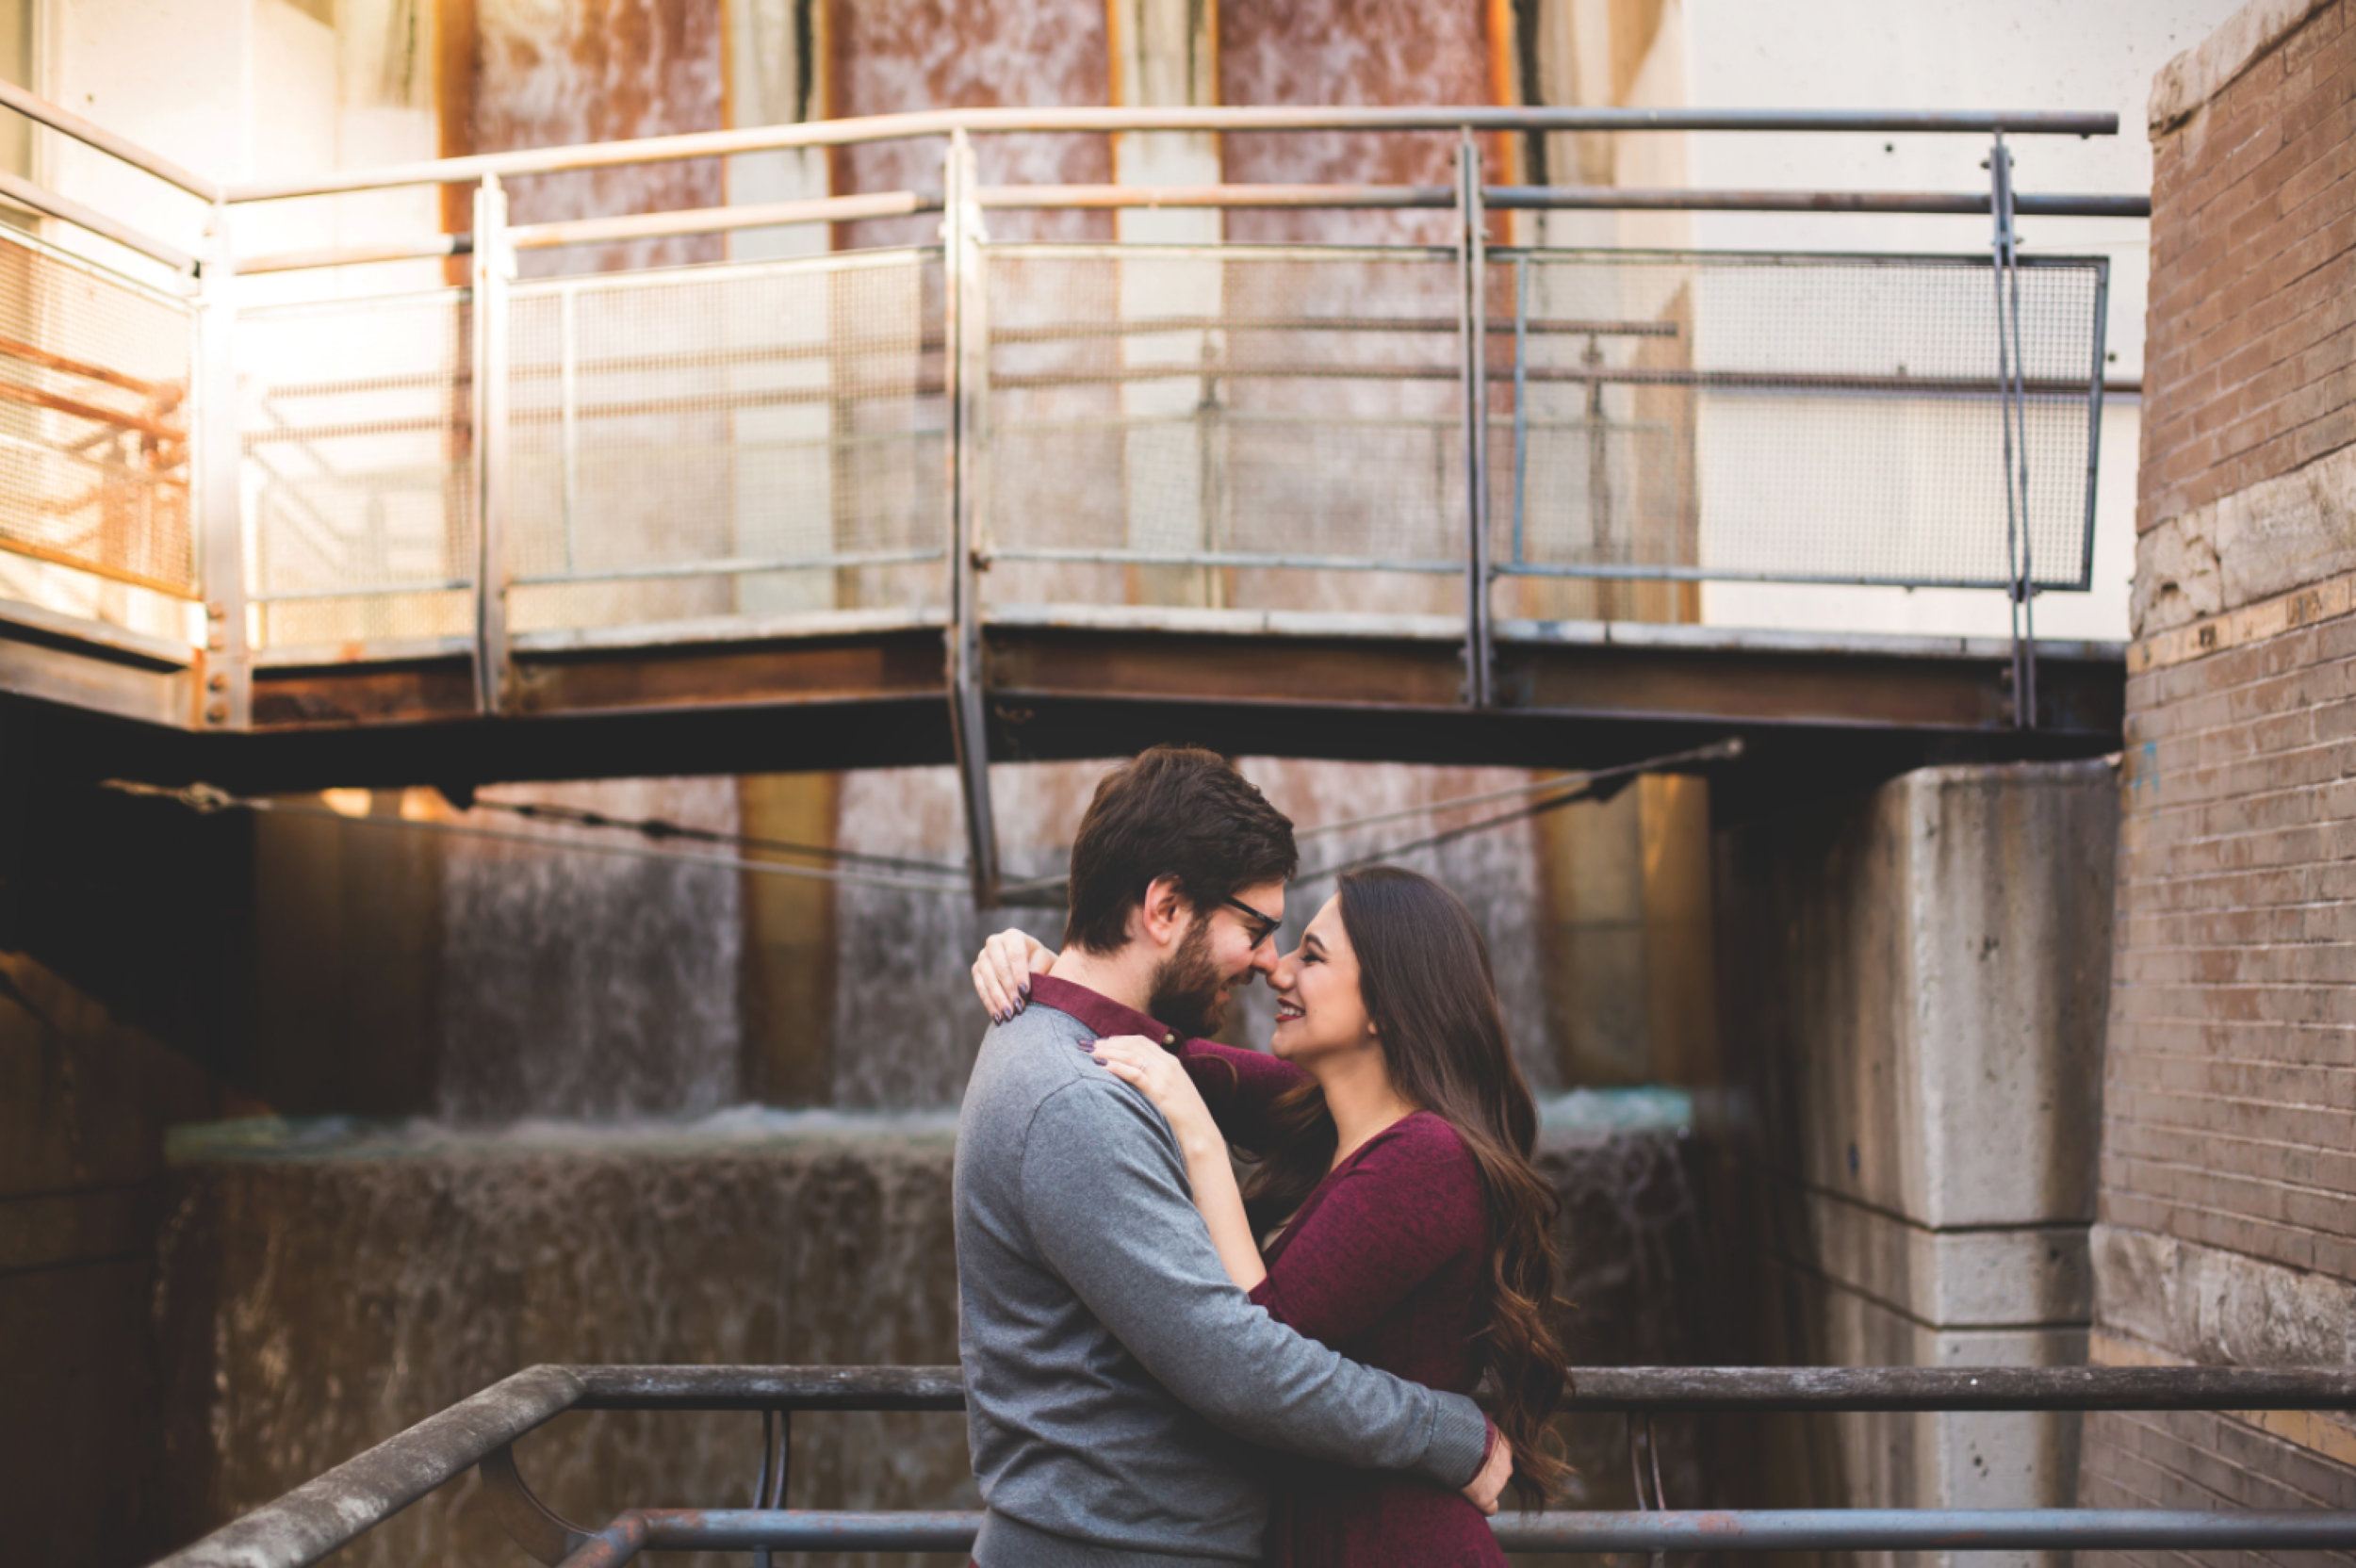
{"left": 559, "top": 282, "right": 580, "bottom": 577}
{"left": 2080, "top": 258, "right": 2110, "bottom": 594}
{"left": 1988, "top": 132, "right": 2037, "bottom": 728}
{"left": 943, "top": 129, "right": 1002, "bottom": 906}
{"left": 471, "top": 174, "right": 515, "bottom": 715}
{"left": 194, "top": 205, "right": 249, "bottom": 729}
{"left": 1512, "top": 253, "right": 1530, "bottom": 574}
{"left": 1456, "top": 131, "right": 1493, "bottom": 708}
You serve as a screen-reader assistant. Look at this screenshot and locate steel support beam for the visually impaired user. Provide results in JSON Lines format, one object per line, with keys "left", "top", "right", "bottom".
{"left": 1457, "top": 132, "right": 1493, "bottom": 708}
{"left": 1989, "top": 132, "right": 2037, "bottom": 727}
{"left": 471, "top": 176, "right": 515, "bottom": 715}
{"left": 943, "top": 130, "right": 1003, "bottom": 906}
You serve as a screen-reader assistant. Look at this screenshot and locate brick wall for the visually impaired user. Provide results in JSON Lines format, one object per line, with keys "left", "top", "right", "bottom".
{"left": 2086, "top": 0, "right": 2356, "bottom": 1548}
{"left": 2139, "top": 0, "right": 2353, "bottom": 534}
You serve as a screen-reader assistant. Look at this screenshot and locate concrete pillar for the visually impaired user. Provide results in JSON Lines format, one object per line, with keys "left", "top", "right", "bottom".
{"left": 1107, "top": 0, "right": 1222, "bottom": 607}
{"left": 737, "top": 772, "right": 841, "bottom": 1106}
{"left": 1719, "top": 760, "right": 2119, "bottom": 1568}
{"left": 1535, "top": 771, "right": 1718, "bottom": 1087}
{"left": 723, "top": 0, "right": 839, "bottom": 616}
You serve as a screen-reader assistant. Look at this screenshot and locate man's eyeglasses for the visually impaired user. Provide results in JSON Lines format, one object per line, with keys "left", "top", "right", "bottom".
{"left": 1218, "top": 893, "right": 1284, "bottom": 951}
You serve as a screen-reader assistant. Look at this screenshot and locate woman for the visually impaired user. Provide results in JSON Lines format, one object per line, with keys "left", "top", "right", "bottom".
{"left": 972, "top": 866, "right": 1570, "bottom": 1566}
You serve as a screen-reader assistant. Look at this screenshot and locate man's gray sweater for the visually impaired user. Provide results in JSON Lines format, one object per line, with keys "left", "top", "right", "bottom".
{"left": 954, "top": 985, "right": 1490, "bottom": 1567}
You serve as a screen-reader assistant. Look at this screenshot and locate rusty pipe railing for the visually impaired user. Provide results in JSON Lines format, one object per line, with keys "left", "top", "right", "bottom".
{"left": 148, "top": 1364, "right": 2356, "bottom": 1568}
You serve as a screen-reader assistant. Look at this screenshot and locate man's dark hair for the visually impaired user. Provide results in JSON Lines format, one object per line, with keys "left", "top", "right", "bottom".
{"left": 1062, "top": 745, "right": 1298, "bottom": 956}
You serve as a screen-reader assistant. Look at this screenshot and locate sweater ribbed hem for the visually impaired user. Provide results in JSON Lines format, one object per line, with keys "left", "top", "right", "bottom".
{"left": 973, "top": 1510, "right": 1254, "bottom": 1568}
{"left": 1421, "top": 1399, "right": 1493, "bottom": 1491}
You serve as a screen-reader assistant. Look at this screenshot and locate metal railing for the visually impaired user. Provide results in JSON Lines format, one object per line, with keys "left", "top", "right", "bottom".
{"left": 150, "top": 1363, "right": 2356, "bottom": 1567}
{"left": 0, "top": 95, "right": 2145, "bottom": 885}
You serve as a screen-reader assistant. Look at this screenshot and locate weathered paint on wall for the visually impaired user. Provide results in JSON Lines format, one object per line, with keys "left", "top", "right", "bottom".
{"left": 828, "top": 0, "right": 1115, "bottom": 249}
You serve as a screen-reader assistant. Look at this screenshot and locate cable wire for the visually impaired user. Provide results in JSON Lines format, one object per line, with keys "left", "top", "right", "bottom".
{"left": 96, "top": 780, "right": 971, "bottom": 893}
{"left": 99, "top": 736, "right": 1741, "bottom": 902}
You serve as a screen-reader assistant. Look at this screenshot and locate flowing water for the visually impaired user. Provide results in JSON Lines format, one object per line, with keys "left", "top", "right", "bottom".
{"left": 433, "top": 777, "right": 745, "bottom": 1123}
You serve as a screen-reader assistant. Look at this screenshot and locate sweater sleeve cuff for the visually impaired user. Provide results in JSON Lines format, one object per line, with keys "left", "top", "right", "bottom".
{"left": 1417, "top": 1393, "right": 1493, "bottom": 1490}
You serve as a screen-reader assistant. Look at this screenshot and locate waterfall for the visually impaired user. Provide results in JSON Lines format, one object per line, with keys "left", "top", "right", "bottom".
{"left": 433, "top": 777, "right": 744, "bottom": 1124}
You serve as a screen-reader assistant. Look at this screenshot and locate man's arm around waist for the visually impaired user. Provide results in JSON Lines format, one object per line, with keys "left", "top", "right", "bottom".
{"left": 1018, "top": 1079, "right": 1489, "bottom": 1487}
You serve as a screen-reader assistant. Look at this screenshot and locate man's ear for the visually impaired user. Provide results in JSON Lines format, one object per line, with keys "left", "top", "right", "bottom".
{"left": 1138, "top": 874, "right": 1189, "bottom": 950}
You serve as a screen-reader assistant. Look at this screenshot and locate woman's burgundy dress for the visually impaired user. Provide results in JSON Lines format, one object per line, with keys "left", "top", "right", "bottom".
{"left": 1179, "top": 1037, "right": 1506, "bottom": 1568}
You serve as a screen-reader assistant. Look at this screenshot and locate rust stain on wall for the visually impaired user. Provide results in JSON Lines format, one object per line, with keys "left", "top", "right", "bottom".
{"left": 439, "top": 0, "right": 728, "bottom": 277}
{"left": 828, "top": 0, "right": 1115, "bottom": 250}
{"left": 1219, "top": 0, "right": 1498, "bottom": 245}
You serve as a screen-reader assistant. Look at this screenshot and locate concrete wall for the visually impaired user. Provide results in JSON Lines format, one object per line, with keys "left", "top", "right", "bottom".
{"left": 0, "top": 704, "right": 240, "bottom": 1568}
{"left": 1718, "top": 760, "right": 2119, "bottom": 1568}
{"left": 2080, "top": 0, "right": 2356, "bottom": 1541}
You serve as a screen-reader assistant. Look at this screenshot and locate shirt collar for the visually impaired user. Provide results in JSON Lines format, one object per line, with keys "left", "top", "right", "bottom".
{"left": 1025, "top": 973, "right": 1183, "bottom": 1051}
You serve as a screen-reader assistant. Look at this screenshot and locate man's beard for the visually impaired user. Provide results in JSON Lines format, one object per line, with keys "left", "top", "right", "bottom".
{"left": 1145, "top": 918, "right": 1231, "bottom": 1040}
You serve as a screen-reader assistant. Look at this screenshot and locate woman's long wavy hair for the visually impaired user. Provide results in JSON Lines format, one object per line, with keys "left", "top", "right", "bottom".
{"left": 1238, "top": 865, "right": 1572, "bottom": 1503}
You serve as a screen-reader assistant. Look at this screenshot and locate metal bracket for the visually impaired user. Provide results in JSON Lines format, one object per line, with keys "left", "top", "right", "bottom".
{"left": 480, "top": 1443, "right": 593, "bottom": 1567}
{"left": 1988, "top": 132, "right": 2037, "bottom": 728}
{"left": 194, "top": 205, "right": 250, "bottom": 730}
{"left": 944, "top": 128, "right": 1004, "bottom": 906}
{"left": 1628, "top": 1411, "right": 1669, "bottom": 1568}
{"left": 1456, "top": 130, "right": 1495, "bottom": 708}
{"left": 472, "top": 174, "right": 515, "bottom": 716}
{"left": 750, "top": 1408, "right": 790, "bottom": 1568}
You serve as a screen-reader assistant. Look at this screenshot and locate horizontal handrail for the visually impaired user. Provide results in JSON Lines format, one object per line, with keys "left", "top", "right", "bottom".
{"left": 510, "top": 189, "right": 941, "bottom": 251}
{"left": 1491, "top": 187, "right": 2151, "bottom": 217}
{"left": 234, "top": 183, "right": 2150, "bottom": 274}
{"left": 574, "top": 1363, "right": 968, "bottom": 1410}
{"left": 555, "top": 1505, "right": 2356, "bottom": 1562}
{"left": 153, "top": 1364, "right": 585, "bottom": 1568}
{"left": 0, "top": 77, "right": 223, "bottom": 203}
{"left": 564, "top": 1362, "right": 2356, "bottom": 1413}
{"left": 147, "top": 1363, "right": 2356, "bottom": 1568}
{"left": 223, "top": 107, "right": 2120, "bottom": 204}
{"left": 0, "top": 166, "right": 197, "bottom": 272}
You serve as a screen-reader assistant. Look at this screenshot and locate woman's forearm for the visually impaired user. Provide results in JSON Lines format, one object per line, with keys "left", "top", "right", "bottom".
{"left": 1177, "top": 1129, "right": 1268, "bottom": 1293}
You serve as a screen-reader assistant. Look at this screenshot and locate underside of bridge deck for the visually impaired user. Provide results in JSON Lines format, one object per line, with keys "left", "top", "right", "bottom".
{"left": 4, "top": 609, "right": 2123, "bottom": 799}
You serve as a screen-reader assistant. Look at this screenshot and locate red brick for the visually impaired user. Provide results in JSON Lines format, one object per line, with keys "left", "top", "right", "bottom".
{"left": 2115, "top": 7, "right": 2356, "bottom": 1331}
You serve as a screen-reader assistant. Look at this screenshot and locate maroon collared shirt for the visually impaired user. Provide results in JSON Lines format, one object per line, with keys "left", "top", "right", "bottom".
{"left": 1023, "top": 972, "right": 1185, "bottom": 1052}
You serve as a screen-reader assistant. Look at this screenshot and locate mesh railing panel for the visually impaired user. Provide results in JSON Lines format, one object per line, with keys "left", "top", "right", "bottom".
{"left": 977, "top": 244, "right": 2102, "bottom": 604}
{"left": 982, "top": 244, "right": 1468, "bottom": 616}
{"left": 0, "top": 230, "right": 193, "bottom": 596}
{"left": 240, "top": 289, "right": 474, "bottom": 646}
{"left": 506, "top": 249, "right": 946, "bottom": 632}
{"left": 1496, "top": 250, "right": 2102, "bottom": 590}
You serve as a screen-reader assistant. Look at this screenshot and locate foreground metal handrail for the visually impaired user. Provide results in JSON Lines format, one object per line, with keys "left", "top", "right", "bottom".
{"left": 548, "top": 1506, "right": 2356, "bottom": 1564}
{"left": 150, "top": 1364, "right": 2356, "bottom": 1568}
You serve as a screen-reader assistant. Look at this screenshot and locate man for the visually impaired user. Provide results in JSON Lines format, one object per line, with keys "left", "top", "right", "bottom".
{"left": 955, "top": 744, "right": 1512, "bottom": 1567}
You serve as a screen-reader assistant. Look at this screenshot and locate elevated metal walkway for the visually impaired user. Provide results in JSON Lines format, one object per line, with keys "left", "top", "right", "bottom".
{"left": 0, "top": 94, "right": 2140, "bottom": 899}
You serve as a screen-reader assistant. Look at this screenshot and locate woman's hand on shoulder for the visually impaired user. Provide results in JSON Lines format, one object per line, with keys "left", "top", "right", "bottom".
{"left": 1090, "top": 1035, "right": 1219, "bottom": 1152}
{"left": 972, "top": 928, "right": 1056, "bottom": 1024}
